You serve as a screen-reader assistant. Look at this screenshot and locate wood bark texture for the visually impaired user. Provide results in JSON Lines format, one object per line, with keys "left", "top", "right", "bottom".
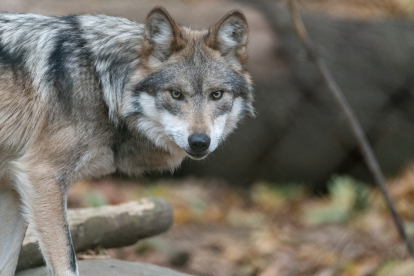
{"left": 17, "top": 197, "right": 173, "bottom": 271}
{"left": 16, "top": 259, "right": 193, "bottom": 276}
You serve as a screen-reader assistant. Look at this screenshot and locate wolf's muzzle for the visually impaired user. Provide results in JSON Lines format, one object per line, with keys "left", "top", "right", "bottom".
{"left": 187, "top": 133, "right": 210, "bottom": 158}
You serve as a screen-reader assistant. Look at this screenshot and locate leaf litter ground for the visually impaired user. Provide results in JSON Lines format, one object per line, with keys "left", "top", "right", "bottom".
{"left": 68, "top": 165, "right": 414, "bottom": 276}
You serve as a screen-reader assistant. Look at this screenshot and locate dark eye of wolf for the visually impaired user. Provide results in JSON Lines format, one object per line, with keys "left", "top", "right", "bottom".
{"left": 170, "top": 90, "right": 184, "bottom": 100}
{"left": 211, "top": 91, "right": 223, "bottom": 100}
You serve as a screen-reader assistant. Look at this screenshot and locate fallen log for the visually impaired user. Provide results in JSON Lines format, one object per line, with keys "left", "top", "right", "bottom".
{"left": 16, "top": 259, "right": 193, "bottom": 276}
{"left": 17, "top": 197, "right": 173, "bottom": 271}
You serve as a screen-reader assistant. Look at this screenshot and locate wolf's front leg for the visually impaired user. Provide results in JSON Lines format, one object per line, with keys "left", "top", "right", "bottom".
{"left": 0, "top": 188, "right": 28, "bottom": 276}
{"left": 13, "top": 161, "right": 78, "bottom": 276}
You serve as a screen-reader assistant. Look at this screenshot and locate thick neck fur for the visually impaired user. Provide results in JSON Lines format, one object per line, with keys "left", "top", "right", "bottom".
{"left": 0, "top": 14, "right": 144, "bottom": 123}
{"left": 78, "top": 15, "right": 145, "bottom": 125}
{"left": 0, "top": 13, "right": 184, "bottom": 176}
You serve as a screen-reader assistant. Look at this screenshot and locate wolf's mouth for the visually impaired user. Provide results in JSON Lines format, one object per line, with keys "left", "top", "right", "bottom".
{"left": 185, "top": 151, "right": 209, "bottom": 160}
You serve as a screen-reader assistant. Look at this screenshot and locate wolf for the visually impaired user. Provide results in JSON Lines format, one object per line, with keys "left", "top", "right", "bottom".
{"left": 0, "top": 6, "right": 254, "bottom": 276}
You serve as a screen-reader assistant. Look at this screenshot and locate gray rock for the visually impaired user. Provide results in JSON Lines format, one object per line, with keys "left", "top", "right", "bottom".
{"left": 16, "top": 259, "right": 193, "bottom": 276}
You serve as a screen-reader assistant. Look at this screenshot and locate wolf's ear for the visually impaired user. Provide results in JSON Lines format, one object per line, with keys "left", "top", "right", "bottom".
{"left": 206, "top": 10, "right": 248, "bottom": 65}
{"left": 144, "top": 7, "right": 185, "bottom": 61}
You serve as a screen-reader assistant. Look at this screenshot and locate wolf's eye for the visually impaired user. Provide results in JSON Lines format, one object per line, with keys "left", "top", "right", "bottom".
{"left": 211, "top": 91, "right": 223, "bottom": 100}
{"left": 170, "top": 90, "right": 183, "bottom": 100}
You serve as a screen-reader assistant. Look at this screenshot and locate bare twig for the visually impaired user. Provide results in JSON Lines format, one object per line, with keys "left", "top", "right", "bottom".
{"left": 288, "top": 0, "right": 414, "bottom": 258}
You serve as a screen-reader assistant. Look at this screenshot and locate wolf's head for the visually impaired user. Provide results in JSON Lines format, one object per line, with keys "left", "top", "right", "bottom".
{"left": 122, "top": 7, "right": 254, "bottom": 160}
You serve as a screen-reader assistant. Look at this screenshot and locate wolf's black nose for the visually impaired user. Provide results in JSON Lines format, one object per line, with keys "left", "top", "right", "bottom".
{"left": 188, "top": 134, "right": 211, "bottom": 153}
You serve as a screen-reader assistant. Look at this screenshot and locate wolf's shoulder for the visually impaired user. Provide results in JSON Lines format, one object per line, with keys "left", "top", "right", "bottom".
{"left": 0, "top": 13, "right": 52, "bottom": 22}
{"left": 0, "top": 12, "right": 144, "bottom": 53}
{"left": 0, "top": 13, "right": 141, "bottom": 28}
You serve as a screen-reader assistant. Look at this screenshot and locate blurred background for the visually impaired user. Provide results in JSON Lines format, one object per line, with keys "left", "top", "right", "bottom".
{"left": 5, "top": 0, "right": 414, "bottom": 275}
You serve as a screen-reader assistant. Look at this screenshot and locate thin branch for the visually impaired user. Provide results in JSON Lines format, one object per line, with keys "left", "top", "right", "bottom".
{"left": 288, "top": 0, "right": 414, "bottom": 258}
